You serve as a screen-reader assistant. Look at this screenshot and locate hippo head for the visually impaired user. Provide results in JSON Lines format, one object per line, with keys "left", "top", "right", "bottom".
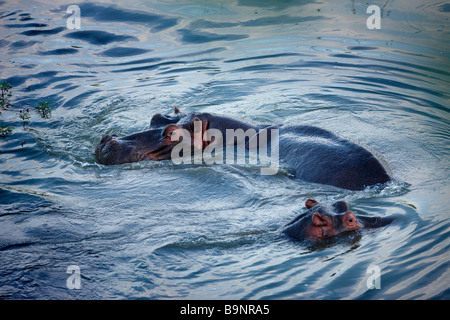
{"left": 95, "top": 107, "right": 209, "bottom": 165}
{"left": 283, "top": 199, "right": 394, "bottom": 242}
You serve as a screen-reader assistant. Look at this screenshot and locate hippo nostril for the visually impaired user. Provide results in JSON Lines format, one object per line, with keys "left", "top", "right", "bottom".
{"left": 96, "top": 134, "right": 124, "bottom": 165}
{"left": 100, "top": 135, "right": 112, "bottom": 144}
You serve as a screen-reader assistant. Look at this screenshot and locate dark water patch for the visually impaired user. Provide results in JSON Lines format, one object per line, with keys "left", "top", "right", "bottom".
{"left": 20, "top": 64, "right": 37, "bottom": 69}
{"left": 21, "top": 27, "right": 65, "bottom": 37}
{"left": 189, "top": 15, "right": 324, "bottom": 31}
{"left": 189, "top": 19, "right": 239, "bottom": 29}
{"left": 439, "top": 3, "right": 450, "bottom": 12}
{"left": 99, "top": 47, "right": 151, "bottom": 57}
{"left": 4, "top": 72, "right": 89, "bottom": 93}
{"left": 328, "top": 56, "right": 429, "bottom": 80}
{"left": 331, "top": 53, "right": 365, "bottom": 59}
{"left": 231, "top": 63, "right": 282, "bottom": 73}
{"left": 155, "top": 232, "right": 263, "bottom": 252}
{"left": 19, "top": 14, "right": 33, "bottom": 22}
{"left": 38, "top": 48, "right": 79, "bottom": 56}
{"left": 62, "top": 2, "right": 178, "bottom": 32}
{"left": 0, "top": 141, "right": 50, "bottom": 164}
{"left": 176, "top": 47, "right": 227, "bottom": 58}
{"left": 62, "top": 90, "right": 101, "bottom": 108}
{"left": 347, "top": 46, "right": 377, "bottom": 51}
{"left": 336, "top": 55, "right": 447, "bottom": 80}
{"left": 64, "top": 30, "right": 137, "bottom": 45}
{"left": 25, "top": 75, "right": 87, "bottom": 92}
{"left": 324, "top": 84, "right": 449, "bottom": 117}
{"left": 0, "top": 242, "right": 35, "bottom": 252}
{"left": 157, "top": 65, "right": 218, "bottom": 75}
{"left": 237, "top": 0, "right": 311, "bottom": 11}
{"left": 290, "top": 58, "right": 442, "bottom": 83}
{"left": 111, "top": 60, "right": 184, "bottom": 73}
{"left": 349, "top": 75, "right": 447, "bottom": 98}
{"left": 0, "top": 188, "right": 45, "bottom": 206}
{"left": 240, "top": 14, "right": 324, "bottom": 27}
{"left": 4, "top": 71, "right": 59, "bottom": 87}
{"left": 4, "top": 23, "right": 48, "bottom": 28}
{"left": 0, "top": 10, "right": 18, "bottom": 19}
{"left": 108, "top": 57, "right": 162, "bottom": 67}
{"left": 9, "top": 40, "right": 40, "bottom": 49}
{"left": 225, "top": 52, "right": 306, "bottom": 63}
{"left": 19, "top": 95, "right": 63, "bottom": 115}
{"left": 178, "top": 29, "right": 248, "bottom": 44}
{"left": 52, "top": 83, "right": 77, "bottom": 89}
{"left": 391, "top": 49, "right": 435, "bottom": 60}
{"left": 362, "top": 54, "right": 450, "bottom": 78}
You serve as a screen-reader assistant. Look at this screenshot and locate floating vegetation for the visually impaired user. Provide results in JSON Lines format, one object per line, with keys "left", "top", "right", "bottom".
{"left": 19, "top": 108, "right": 31, "bottom": 121}
{"left": 0, "top": 121, "right": 13, "bottom": 138}
{"left": 35, "top": 101, "right": 52, "bottom": 118}
{"left": 0, "top": 81, "right": 52, "bottom": 139}
{"left": 0, "top": 81, "right": 13, "bottom": 114}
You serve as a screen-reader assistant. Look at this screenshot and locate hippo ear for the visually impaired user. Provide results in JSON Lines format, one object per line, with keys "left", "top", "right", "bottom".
{"left": 312, "top": 212, "right": 328, "bottom": 226}
{"left": 191, "top": 117, "right": 208, "bottom": 150}
{"left": 174, "top": 105, "right": 181, "bottom": 114}
{"left": 305, "top": 199, "right": 318, "bottom": 209}
{"left": 333, "top": 201, "right": 349, "bottom": 213}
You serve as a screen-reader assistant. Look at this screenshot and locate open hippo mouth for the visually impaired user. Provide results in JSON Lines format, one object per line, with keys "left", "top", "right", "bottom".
{"left": 95, "top": 131, "right": 175, "bottom": 165}
{"left": 95, "top": 112, "right": 209, "bottom": 165}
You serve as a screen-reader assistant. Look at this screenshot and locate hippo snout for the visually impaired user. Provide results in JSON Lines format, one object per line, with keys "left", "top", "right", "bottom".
{"left": 100, "top": 134, "right": 114, "bottom": 144}
{"left": 95, "top": 135, "right": 134, "bottom": 165}
{"left": 283, "top": 199, "right": 395, "bottom": 242}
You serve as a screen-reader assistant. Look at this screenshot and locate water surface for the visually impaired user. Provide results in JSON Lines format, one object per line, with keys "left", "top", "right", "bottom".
{"left": 0, "top": 0, "right": 449, "bottom": 299}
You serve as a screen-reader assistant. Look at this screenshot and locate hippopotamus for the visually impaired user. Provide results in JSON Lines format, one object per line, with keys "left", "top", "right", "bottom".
{"left": 283, "top": 199, "right": 395, "bottom": 241}
{"left": 95, "top": 107, "right": 392, "bottom": 190}
{"left": 96, "top": 107, "right": 264, "bottom": 163}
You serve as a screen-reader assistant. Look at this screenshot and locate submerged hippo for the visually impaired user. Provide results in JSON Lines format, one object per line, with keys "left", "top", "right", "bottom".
{"left": 283, "top": 199, "right": 395, "bottom": 241}
{"left": 95, "top": 107, "right": 392, "bottom": 190}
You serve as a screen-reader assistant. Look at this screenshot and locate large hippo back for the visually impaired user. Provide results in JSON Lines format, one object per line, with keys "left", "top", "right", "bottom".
{"left": 277, "top": 125, "right": 391, "bottom": 190}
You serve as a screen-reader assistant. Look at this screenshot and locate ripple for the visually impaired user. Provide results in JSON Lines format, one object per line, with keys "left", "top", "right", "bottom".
{"left": 4, "top": 23, "right": 48, "bottom": 28}
{"left": 20, "top": 27, "right": 65, "bottom": 37}
{"left": 177, "top": 28, "right": 248, "bottom": 43}
{"left": 8, "top": 40, "right": 40, "bottom": 49}
{"left": 70, "top": 2, "right": 179, "bottom": 32}
{"left": 1, "top": 0, "right": 449, "bottom": 300}
{"left": 99, "top": 47, "right": 151, "bottom": 57}
{"left": 64, "top": 30, "right": 137, "bottom": 45}
{"left": 38, "top": 48, "right": 79, "bottom": 56}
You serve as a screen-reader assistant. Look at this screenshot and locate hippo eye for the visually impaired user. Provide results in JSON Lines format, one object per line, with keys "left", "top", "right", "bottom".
{"left": 349, "top": 218, "right": 354, "bottom": 223}
{"left": 167, "top": 130, "right": 181, "bottom": 141}
{"left": 164, "top": 131, "right": 175, "bottom": 138}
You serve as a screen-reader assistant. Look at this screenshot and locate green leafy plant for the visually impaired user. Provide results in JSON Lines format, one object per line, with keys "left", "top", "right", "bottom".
{"left": 35, "top": 101, "right": 51, "bottom": 118}
{"left": 19, "top": 108, "right": 31, "bottom": 121}
{"left": 0, "top": 121, "right": 12, "bottom": 138}
{"left": 0, "top": 81, "right": 13, "bottom": 114}
{"left": 0, "top": 81, "right": 53, "bottom": 139}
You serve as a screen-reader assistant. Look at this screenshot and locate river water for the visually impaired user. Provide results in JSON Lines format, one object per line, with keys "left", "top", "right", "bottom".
{"left": 0, "top": 0, "right": 449, "bottom": 299}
